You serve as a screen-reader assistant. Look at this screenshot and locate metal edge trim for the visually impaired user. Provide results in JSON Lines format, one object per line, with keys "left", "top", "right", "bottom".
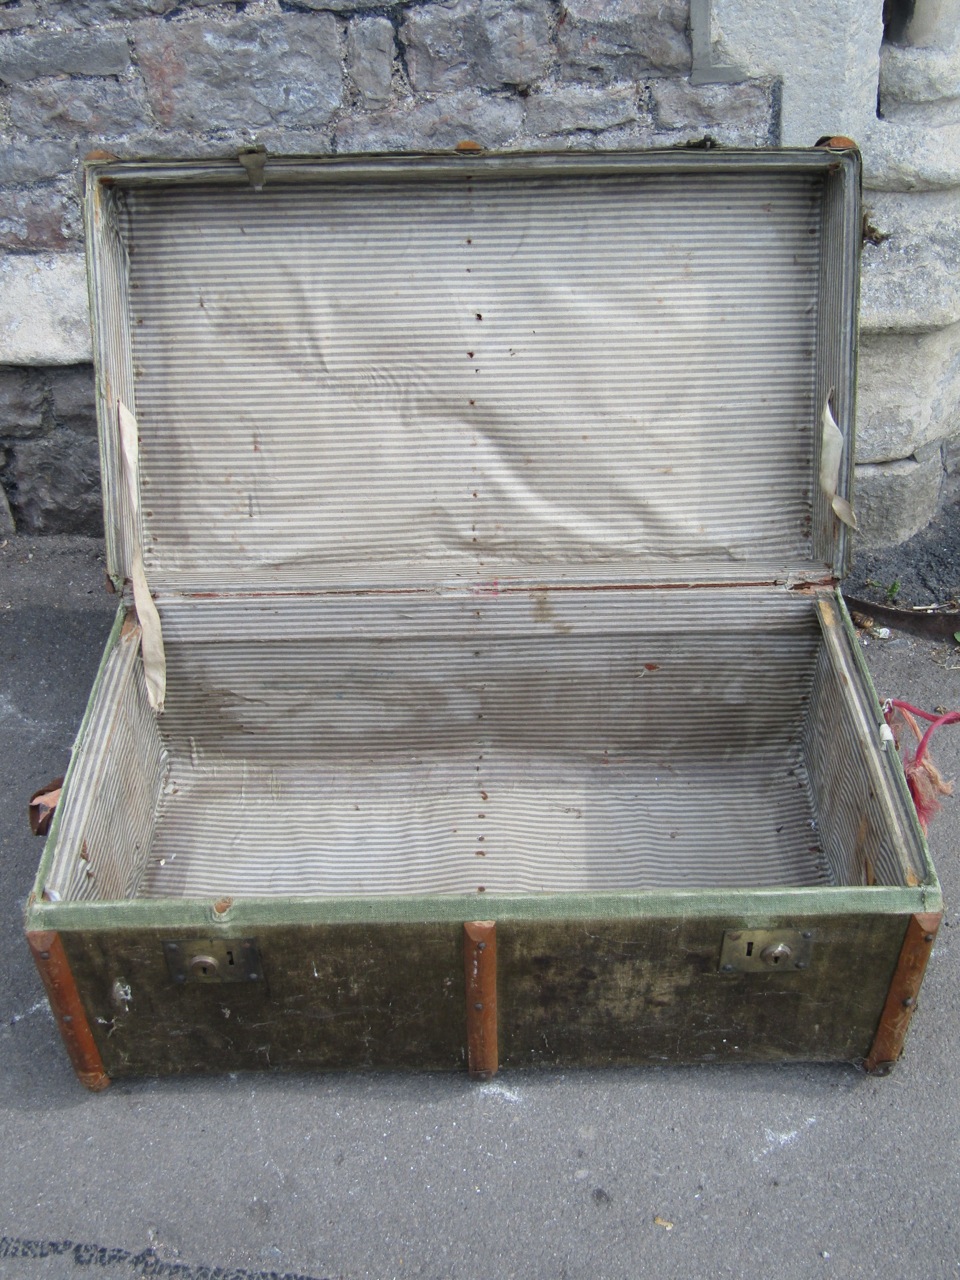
{"left": 812, "top": 151, "right": 861, "bottom": 577}
{"left": 25, "top": 606, "right": 128, "bottom": 921}
{"left": 84, "top": 174, "right": 124, "bottom": 589}
{"left": 834, "top": 587, "right": 940, "bottom": 889}
{"left": 863, "top": 911, "right": 941, "bottom": 1073}
{"left": 816, "top": 593, "right": 938, "bottom": 896}
{"left": 26, "top": 931, "right": 111, "bottom": 1091}
{"left": 832, "top": 157, "right": 862, "bottom": 578}
{"left": 83, "top": 147, "right": 857, "bottom": 189}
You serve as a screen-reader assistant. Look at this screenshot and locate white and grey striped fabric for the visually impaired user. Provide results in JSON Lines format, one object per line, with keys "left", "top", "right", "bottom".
{"left": 44, "top": 590, "right": 892, "bottom": 901}
{"left": 121, "top": 168, "right": 828, "bottom": 593}
{"left": 44, "top": 155, "right": 904, "bottom": 904}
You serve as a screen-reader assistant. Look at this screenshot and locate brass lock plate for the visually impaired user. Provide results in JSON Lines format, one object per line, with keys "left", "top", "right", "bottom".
{"left": 718, "top": 929, "right": 814, "bottom": 974}
{"left": 163, "top": 938, "right": 263, "bottom": 985}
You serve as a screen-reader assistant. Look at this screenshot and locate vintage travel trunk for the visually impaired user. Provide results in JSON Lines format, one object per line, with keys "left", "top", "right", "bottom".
{"left": 25, "top": 147, "right": 943, "bottom": 1088}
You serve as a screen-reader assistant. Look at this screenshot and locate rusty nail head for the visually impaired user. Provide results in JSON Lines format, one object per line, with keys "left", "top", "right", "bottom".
{"left": 802, "top": 931, "right": 813, "bottom": 940}
{"left": 474, "top": 1002, "right": 483, "bottom": 1011}
{"left": 902, "top": 996, "right": 916, "bottom": 1008}
{"left": 924, "top": 933, "right": 935, "bottom": 943}
{"left": 477, "top": 941, "right": 486, "bottom": 951}
{"left": 63, "top": 1015, "right": 73, "bottom": 1024}
{"left": 40, "top": 951, "right": 50, "bottom": 961}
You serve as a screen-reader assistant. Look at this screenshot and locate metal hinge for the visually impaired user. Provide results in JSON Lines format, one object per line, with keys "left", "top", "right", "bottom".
{"left": 718, "top": 929, "right": 815, "bottom": 974}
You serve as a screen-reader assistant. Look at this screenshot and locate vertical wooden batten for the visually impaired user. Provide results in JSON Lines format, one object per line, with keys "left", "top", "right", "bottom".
{"left": 863, "top": 913, "right": 942, "bottom": 1074}
{"left": 464, "top": 921, "right": 498, "bottom": 1078}
{"left": 26, "top": 931, "right": 111, "bottom": 1092}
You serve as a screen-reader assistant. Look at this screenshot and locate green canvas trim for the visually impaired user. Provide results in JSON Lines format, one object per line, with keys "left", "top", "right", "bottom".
{"left": 834, "top": 588, "right": 940, "bottom": 889}
{"left": 27, "top": 606, "right": 127, "bottom": 908}
{"left": 24, "top": 881, "right": 940, "bottom": 934}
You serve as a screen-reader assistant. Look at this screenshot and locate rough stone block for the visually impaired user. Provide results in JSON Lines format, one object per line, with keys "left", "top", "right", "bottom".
{"left": 76, "top": 128, "right": 247, "bottom": 162}
{"left": 50, "top": 364, "right": 97, "bottom": 435}
{"left": 879, "top": 38, "right": 960, "bottom": 117}
{"left": 61, "top": 0, "right": 225, "bottom": 17}
{"left": 860, "top": 117, "right": 960, "bottom": 191}
{"left": 0, "top": 3, "right": 38, "bottom": 31}
{"left": 280, "top": 0, "right": 401, "bottom": 8}
{"left": 334, "top": 89, "right": 523, "bottom": 153}
{"left": 67, "top": 126, "right": 337, "bottom": 165}
{"left": 0, "top": 28, "right": 130, "bottom": 83}
{"left": 400, "top": 3, "right": 467, "bottom": 93}
{"left": 857, "top": 323, "right": 960, "bottom": 464}
{"left": 0, "top": 138, "right": 73, "bottom": 185}
{"left": 860, "top": 189, "right": 960, "bottom": 332}
{"left": 134, "top": 13, "right": 343, "bottom": 132}
{"left": 579, "top": 121, "right": 669, "bottom": 149}
{"left": 4, "top": 428, "right": 102, "bottom": 535}
{"left": 402, "top": 0, "right": 554, "bottom": 93}
{"left": 0, "top": 254, "right": 91, "bottom": 366}
{"left": 478, "top": 0, "right": 554, "bottom": 89}
{"left": 556, "top": 0, "right": 690, "bottom": 83}
{"left": 853, "top": 451, "right": 944, "bottom": 547}
{"left": 346, "top": 16, "right": 395, "bottom": 109}
{"left": 8, "top": 75, "right": 151, "bottom": 139}
{"left": 213, "top": 128, "right": 338, "bottom": 158}
{"left": 709, "top": 0, "right": 881, "bottom": 150}
{"left": 650, "top": 78, "right": 774, "bottom": 144}
{"left": 523, "top": 85, "right": 639, "bottom": 136}
{"left": 0, "top": 185, "right": 82, "bottom": 251}
{"left": 0, "top": 365, "right": 44, "bottom": 437}
{"left": 897, "top": 0, "right": 960, "bottom": 47}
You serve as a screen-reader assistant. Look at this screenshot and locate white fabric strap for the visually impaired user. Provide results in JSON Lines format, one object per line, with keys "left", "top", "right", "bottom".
{"left": 819, "top": 394, "right": 858, "bottom": 530}
{"left": 118, "top": 400, "right": 166, "bottom": 713}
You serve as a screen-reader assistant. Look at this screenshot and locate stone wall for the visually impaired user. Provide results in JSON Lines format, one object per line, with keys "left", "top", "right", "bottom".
{"left": 710, "top": 0, "right": 960, "bottom": 546}
{"left": 855, "top": 12, "right": 960, "bottom": 546}
{"left": 0, "top": 0, "right": 955, "bottom": 546}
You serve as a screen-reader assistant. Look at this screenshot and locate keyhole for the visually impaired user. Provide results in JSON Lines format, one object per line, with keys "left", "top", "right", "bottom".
{"left": 190, "top": 954, "right": 219, "bottom": 979}
{"left": 746, "top": 941, "right": 754, "bottom": 957}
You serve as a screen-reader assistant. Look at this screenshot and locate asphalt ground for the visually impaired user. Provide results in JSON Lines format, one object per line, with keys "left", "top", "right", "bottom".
{"left": 1, "top": 536, "right": 958, "bottom": 1280}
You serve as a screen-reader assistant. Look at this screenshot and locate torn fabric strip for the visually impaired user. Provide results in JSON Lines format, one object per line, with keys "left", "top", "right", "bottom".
{"left": 118, "top": 399, "right": 166, "bottom": 713}
{"left": 819, "top": 396, "right": 858, "bottom": 529}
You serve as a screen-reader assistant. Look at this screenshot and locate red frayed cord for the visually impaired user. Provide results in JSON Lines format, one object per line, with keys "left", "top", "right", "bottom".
{"left": 886, "top": 700, "right": 960, "bottom": 762}
{"left": 912, "top": 712, "right": 960, "bottom": 762}
{"left": 884, "top": 699, "right": 960, "bottom": 831}
{"left": 887, "top": 699, "right": 958, "bottom": 726}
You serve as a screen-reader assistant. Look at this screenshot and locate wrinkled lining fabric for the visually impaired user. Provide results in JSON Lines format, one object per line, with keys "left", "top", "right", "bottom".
{"left": 44, "top": 590, "right": 914, "bottom": 901}
{"left": 125, "top": 172, "right": 824, "bottom": 592}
